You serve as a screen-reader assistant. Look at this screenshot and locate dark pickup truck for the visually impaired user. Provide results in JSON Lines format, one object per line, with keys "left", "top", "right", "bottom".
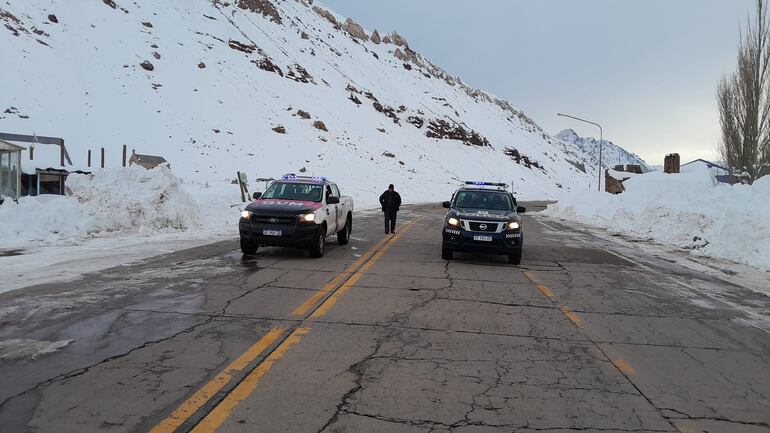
{"left": 441, "top": 182, "right": 526, "bottom": 264}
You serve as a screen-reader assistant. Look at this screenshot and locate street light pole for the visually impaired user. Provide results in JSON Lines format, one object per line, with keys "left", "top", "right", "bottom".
{"left": 557, "top": 113, "right": 603, "bottom": 192}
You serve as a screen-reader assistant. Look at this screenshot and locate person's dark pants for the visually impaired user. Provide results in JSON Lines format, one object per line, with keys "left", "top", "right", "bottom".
{"left": 384, "top": 209, "right": 397, "bottom": 233}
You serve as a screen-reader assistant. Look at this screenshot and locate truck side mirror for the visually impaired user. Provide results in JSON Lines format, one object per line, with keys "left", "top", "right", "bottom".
{"left": 442, "top": 201, "right": 451, "bottom": 209}
{"left": 517, "top": 206, "right": 526, "bottom": 214}
{"left": 327, "top": 196, "right": 340, "bottom": 205}
{"left": 253, "top": 192, "right": 262, "bottom": 200}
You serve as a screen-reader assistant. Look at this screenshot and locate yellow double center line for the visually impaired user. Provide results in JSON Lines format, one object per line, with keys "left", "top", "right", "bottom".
{"left": 149, "top": 217, "right": 422, "bottom": 433}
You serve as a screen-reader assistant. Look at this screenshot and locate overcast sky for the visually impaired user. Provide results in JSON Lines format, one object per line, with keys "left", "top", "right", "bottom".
{"left": 321, "top": 0, "right": 756, "bottom": 166}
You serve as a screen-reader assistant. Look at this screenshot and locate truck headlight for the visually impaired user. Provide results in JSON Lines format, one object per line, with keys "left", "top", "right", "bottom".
{"left": 507, "top": 221, "right": 520, "bottom": 230}
{"left": 298, "top": 213, "right": 316, "bottom": 223}
{"left": 447, "top": 217, "right": 460, "bottom": 227}
{"left": 241, "top": 210, "right": 253, "bottom": 219}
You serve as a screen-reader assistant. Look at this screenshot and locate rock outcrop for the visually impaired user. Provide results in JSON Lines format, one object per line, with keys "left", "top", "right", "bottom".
{"left": 342, "top": 18, "right": 368, "bottom": 41}
{"left": 312, "top": 6, "right": 337, "bottom": 26}
{"left": 371, "top": 29, "right": 381, "bottom": 44}
{"left": 390, "top": 31, "right": 408, "bottom": 47}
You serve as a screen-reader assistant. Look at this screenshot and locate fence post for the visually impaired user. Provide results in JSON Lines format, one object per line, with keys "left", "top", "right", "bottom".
{"left": 122, "top": 145, "right": 127, "bottom": 167}
{"left": 101, "top": 148, "right": 105, "bottom": 169}
{"left": 87, "top": 150, "right": 91, "bottom": 167}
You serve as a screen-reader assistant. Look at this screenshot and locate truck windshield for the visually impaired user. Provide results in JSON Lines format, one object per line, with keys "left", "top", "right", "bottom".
{"left": 454, "top": 191, "right": 512, "bottom": 210}
{"left": 262, "top": 182, "right": 324, "bottom": 202}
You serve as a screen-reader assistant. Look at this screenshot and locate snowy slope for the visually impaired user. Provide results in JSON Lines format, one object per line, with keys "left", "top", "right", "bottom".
{"left": 1, "top": 0, "right": 597, "bottom": 204}
{"left": 555, "top": 129, "right": 650, "bottom": 173}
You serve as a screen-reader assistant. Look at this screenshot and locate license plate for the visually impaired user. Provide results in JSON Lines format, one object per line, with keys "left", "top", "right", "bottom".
{"left": 473, "top": 235, "right": 493, "bottom": 242}
{"left": 263, "top": 229, "right": 282, "bottom": 236}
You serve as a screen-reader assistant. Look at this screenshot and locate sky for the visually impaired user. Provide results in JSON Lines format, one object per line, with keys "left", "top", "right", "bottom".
{"left": 320, "top": 0, "right": 756, "bottom": 166}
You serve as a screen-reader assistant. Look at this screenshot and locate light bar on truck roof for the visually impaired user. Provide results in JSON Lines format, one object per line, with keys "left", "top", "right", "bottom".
{"left": 282, "top": 174, "right": 327, "bottom": 182}
{"left": 464, "top": 181, "right": 509, "bottom": 188}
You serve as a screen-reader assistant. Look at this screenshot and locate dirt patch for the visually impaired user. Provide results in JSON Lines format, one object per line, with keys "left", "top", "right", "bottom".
{"left": 426, "top": 119, "right": 490, "bottom": 147}
{"left": 286, "top": 64, "right": 313, "bottom": 83}
{"left": 102, "top": 0, "right": 129, "bottom": 13}
{"left": 0, "top": 249, "right": 24, "bottom": 257}
{"left": 228, "top": 39, "right": 256, "bottom": 54}
{"left": 567, "top": 159, "right": 586, "bottom": 173}
{"left": 407, "top": 116, "right": 424, "bottom": 128}
{"left": 254, "top": 57, "right": 283, "bottom": 76}
{"left": 313, "top": 120, "right": 327, "bottom": 131}
{"left": 504, "top": 147, "right": 544, "bottom": 171}
{"left": 236, "top": 0, "right": 281, "bottom": 24}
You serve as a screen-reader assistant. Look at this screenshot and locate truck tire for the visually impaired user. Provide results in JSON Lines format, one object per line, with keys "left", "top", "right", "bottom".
{"left": 337, "top": 215, "right": 352, "bottom": 246}
{"left": 507, "top": 248, "right": 522, "bottom": 265}
{"left": 240, "top": 237, "right": 258, "bottom": 255}
{"left": 441, "top": 246, "right": 454, "bottom": 260}
{"left": 309, "top": 225, "right": 326, "bottom": 258}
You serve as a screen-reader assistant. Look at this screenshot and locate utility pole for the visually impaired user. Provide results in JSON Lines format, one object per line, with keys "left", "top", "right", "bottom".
{"left": 557, "top": 113, "right": 603, "bottom": 192}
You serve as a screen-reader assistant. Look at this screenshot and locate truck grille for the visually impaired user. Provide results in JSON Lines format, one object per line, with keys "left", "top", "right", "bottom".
{"left": 468, "top": 221, "right": 499, "bottom": 232}
{"left": 254, "top": 215, "right": 296, "bottom": 225}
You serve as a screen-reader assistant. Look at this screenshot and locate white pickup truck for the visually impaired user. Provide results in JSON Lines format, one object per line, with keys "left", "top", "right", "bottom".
{"left": 238, "top": 175, "right": 354, "bottom": 257}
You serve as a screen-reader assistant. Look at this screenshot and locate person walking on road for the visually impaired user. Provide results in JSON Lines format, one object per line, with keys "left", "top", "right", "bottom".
{"left": 379, "top": 184, "right": 402, "bottom": 234}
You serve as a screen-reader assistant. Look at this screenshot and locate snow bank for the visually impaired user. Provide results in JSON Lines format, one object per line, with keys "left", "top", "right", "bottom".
{"left": 545, "top": 172, "right": 770, "bottom": 271}
{"left": 0, "top": 166, "right": 238, "bottom": 249}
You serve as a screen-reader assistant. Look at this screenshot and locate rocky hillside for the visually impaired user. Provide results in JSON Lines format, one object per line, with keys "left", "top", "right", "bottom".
{"left": 555, "top": 129, "right": 650, "bottom": 173}
{"left": 2, "top": 0, "right": 602, "bottom": 202}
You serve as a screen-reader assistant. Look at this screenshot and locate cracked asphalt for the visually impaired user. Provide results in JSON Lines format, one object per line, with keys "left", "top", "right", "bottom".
{"left": 0, "top": 204, "right": 768, "bottom": 433}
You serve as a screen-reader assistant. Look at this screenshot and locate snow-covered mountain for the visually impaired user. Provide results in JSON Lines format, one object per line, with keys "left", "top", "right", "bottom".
{"left": 2, "top": 0, "right": 600, "bottom": 203}
{"left": 555, "top": 129, "right": 650, "bottom": 173}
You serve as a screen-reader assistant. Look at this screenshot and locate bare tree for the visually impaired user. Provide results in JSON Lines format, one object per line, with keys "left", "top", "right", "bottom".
{"left": 718, "top": 0, "right": 770, "bottom": 182}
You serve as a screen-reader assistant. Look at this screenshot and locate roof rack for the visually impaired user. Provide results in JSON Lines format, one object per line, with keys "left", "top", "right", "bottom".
{"left": 282, "top": 174, "right": 327, "bottom": 182}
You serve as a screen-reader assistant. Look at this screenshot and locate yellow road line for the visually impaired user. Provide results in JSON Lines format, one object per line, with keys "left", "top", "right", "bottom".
{"left": 148, "top": 327, "right": 286, "bottom": 433}
{"left": 611, "top": 358, "right": 636, "bottom": 375}
{"left": 522, "top": 270, "right": 537, "bottom": 282}
{"left": 559, "top": 305, "right": 584, "bottom": 327}
{"left": 189, "top": 327, "right": 311, "bottom": 433}
{"left": 309, "top": 217, "right": 422, "bottom": 319}
{"left": 291, "top": 227, "right": 400, "bottom": 317}
{"left": 536, "top": 284, "right": 555, "bottom": 301}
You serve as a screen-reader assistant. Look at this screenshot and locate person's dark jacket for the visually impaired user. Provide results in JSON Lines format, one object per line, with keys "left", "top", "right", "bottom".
{"left": 379, "top": 190, "right": 401, "bottom": 212}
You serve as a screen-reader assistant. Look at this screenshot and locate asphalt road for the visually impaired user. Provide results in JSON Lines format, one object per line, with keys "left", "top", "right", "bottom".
{"left": 0, "top": 204, "right": 768, "bottom": 433}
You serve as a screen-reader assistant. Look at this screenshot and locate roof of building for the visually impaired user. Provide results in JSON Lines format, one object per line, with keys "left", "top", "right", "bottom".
{"left": 0, "top": 139, "right": 25, "bottom": 152}
{"left": 130, "top": 153, "right": 168, "bottom": 165}
{"left": 681, "top": 158, "right": 729, "bottom": 172}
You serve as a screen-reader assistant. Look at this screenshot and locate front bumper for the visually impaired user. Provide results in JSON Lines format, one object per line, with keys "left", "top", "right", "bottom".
{"left": 442, "top": 227, "right": 523, "bottom": 255}
{"left": 239, "top": 220, "right": 320, "bottom": 248}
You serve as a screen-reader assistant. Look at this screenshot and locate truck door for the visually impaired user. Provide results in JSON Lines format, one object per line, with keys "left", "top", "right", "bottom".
{"left": 325, "top": 185, "right": 338, "bottom": 233}
{"left": 331, "top": 184, "right": 343, "bottom": 229}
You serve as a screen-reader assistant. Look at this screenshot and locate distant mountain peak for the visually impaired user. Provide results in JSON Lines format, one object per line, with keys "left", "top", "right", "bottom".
{"left": 554, "top": 129, "right": 649, "bottom": 172}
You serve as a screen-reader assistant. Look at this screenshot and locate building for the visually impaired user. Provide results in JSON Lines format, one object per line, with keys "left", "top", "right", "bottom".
{"left": 681, "top": 159, "right": 736, "bottom": 185}
{"left": 0, "top": 139, "right": 25, "bottom": 203}
{"left": 128, "top": 153, "right": 169, "bottom": 170}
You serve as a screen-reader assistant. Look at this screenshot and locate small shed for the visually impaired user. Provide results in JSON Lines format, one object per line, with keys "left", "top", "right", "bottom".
{"left": 0, "top": 139, "right": 25, "bottom": 202}
{"left": 129, "top": 153, "right": 169, "bottom": 170}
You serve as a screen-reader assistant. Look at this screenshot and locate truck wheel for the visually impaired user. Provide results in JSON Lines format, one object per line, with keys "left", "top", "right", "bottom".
{"left": 337, "top": 216, "right": 352, "bottom": 245}
{"left": 309, "top": 226, "right": 326, "bottom": 258}
{"left": 240, "top": 237, "right": 258, "bottom": 255}
{"left": 441, "top": 246, "right": 454, "bottom": 260}
{"left": 507, "top": 248, "right": 522, "bottom": 265}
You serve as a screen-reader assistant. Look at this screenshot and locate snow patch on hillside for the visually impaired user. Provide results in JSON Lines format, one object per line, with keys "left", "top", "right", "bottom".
{"left": 545, "top": 172, "right": 770, "bottom": 271}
